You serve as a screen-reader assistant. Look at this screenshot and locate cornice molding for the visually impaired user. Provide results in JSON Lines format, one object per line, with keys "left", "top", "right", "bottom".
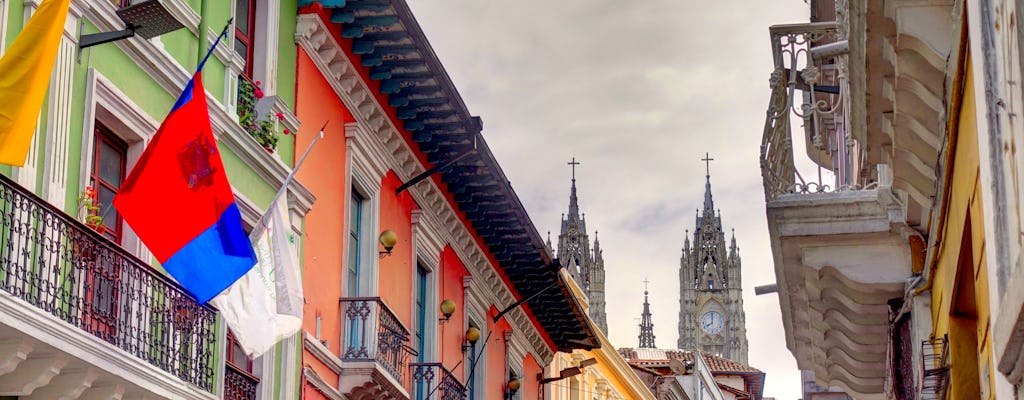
{"left": 302, "top": 367, "right": 344, "bottom": 400}
{"left": 79, "top": 0, "right": 315, "bottom": 217}
{"left": 295, "top": 14, "right": 553, "bottom": 362}
{"left": 303, "top": 332, "right": 342, "bottom": 374}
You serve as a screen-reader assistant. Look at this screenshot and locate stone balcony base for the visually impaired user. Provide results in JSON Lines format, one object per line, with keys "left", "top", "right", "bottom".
{"left": 767, "top": 189, "right": 913, "bottom": 399}
{"left": 339, "top": 360, "right": 409, "bottom": 400}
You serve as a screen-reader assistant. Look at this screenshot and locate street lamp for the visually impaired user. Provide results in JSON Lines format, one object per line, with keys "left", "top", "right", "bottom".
{"left": 79, "top": 0, "right": 185, "bottom": 51}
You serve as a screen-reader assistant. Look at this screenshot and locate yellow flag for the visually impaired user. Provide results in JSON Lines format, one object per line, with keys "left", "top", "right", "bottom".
{"left": 0, "top": 0, "right": 71, "bottom": 166}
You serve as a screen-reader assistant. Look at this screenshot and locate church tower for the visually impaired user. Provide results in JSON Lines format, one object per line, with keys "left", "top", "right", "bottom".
{"left": 678, "top": 154, "right": 748, "bottom": 363}
{"left": 638, "top": 282, "right": 656, "bottom": 348}
{"left": 555, "top": 158, "right": 608, "bottom": 333}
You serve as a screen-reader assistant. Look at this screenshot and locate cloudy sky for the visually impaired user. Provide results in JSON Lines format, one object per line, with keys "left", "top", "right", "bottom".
{"left": 405, "top": 1, "right": 810, "bottom": 398}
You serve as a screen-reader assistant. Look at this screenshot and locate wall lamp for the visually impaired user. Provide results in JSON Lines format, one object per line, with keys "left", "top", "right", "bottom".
{"left": 378, "top": 230, "right": 397, "bottom": 258}
{"left": 462, "top": 325, "right": 481, "bottom": 352}
{"left": 439, "top": 299, "right": 456, "bottom": 323}
{"left": 506, "top": 373, "right": 521, "bottom": 398}
{"left": 538, "top": 358, "right": 598, "bottom": 384}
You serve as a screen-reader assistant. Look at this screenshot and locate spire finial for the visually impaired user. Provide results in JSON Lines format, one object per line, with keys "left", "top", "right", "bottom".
{"left": 568, "top": 157, "right": 581, "bottom": 181}
{"left": 701, "top": 152, "right": 714, "bottom": 178}
{"left": 566, "top": 158, "right": 581, "bottom": 219}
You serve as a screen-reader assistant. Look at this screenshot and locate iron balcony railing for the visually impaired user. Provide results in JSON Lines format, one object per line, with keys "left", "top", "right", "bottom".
{"left": 223, "top": 363, "right": 259, "bottom": 400}
{"left": 921, "top": 335, "right": 949, "bottom": 400}
{"left": 340, "top": 296, "right": 416, "bottom": 387}
{"left": 0, "top": 173, "right": 217, "bottom": 391}
{"left": 410, "top": 362, "right": 467, "bottom": 400}
{"left": 760, "top": 22, "right": 872, "bottom": 202}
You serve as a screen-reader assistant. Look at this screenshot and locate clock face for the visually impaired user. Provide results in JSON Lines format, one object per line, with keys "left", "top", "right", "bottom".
{"left": 701, "top": 311, "right": 724, "bottom": 335}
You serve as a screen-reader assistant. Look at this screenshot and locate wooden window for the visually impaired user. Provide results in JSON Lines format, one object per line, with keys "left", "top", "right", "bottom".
{"left": 234, "top": 0, "right": 256, "bottom": 77}
{"left": 90, "top": 123, "right": 127, "bottom": 244}
{"left": 226, "top": 330, "right": 254, "bottom": 373}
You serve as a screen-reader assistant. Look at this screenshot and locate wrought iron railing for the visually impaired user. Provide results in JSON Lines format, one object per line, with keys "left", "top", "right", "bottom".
{"left": 760, "top": 22, "right": 872, "bottom": 201}
{"left": 920, "top": 335, "right": 949, "bottom": 400}
{"left": 410, "top": 362, "right": 467, "bottom": 400}
{"left": 0, "top": 173, "right": 217, "bottom": 391}
{"left": 223, "top": 363, "right": 259, "bottom": 400}
{"left": 340, "top": 297, "right": 415, "bottom": 387}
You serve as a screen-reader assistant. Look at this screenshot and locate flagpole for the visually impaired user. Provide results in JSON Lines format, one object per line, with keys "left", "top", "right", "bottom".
{"left": 197, "top": 18, "right": 233, "bottom": 74}
{"left": 253, "top": 122, "right": 327, "bottom": 231}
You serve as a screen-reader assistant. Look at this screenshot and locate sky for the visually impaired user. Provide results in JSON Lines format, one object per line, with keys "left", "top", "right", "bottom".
{"left": 405, "top": 1, "right": 812, "bottom": 398}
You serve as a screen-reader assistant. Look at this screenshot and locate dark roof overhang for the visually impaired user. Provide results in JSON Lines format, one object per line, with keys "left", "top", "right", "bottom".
{"left": 298, "top": 0, "right": 599, "bottom": 352}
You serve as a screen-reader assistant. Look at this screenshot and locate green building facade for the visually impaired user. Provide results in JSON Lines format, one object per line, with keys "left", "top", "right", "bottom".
{"left": 0, "top": 0, "right": 312, "bottom": 398}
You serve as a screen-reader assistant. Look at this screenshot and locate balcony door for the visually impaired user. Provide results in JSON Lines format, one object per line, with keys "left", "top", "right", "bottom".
{"left": 345, "top": 191, "right": 365, "bottom": 355}
{"left": 413, "top": 264, "right": 428, "bottom": 399}
{"left": 80, "top": 123, "right": 126, "bottom": 342}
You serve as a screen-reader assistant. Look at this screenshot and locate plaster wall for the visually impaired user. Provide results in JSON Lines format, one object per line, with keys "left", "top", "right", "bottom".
{"left": 294, "top": 47, "right": 354, "bottom": 385}
{"left": 928, "top": 61, "right": 996, "bottom": 400}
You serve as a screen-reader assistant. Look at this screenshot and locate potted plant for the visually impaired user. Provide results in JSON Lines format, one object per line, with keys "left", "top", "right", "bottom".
{"left": 237, "top": 78, "right": 288, "bottom": 153}
{"left": 77, "top": 186, "right": 106, "bottom": 235}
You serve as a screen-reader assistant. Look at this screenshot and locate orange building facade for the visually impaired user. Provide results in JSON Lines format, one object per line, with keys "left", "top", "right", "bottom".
{"left": 291, "top": 2, "right": 599, "bottom": 399}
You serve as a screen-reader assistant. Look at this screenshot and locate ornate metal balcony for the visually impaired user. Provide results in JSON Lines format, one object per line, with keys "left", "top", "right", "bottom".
{"left": 410, "top": 362, "right": 467, "bottom": 400}
{"left": 339, "top": 296, "right": 416, "bottom": 399}
{"left": 0, "top": 173, "right": 217, "bottom": 393}
{"left": 761, "top": 22, "right": 872, "bottom": 202}
{"left": 223, "top": 363, "right": 259, "bottom": 400}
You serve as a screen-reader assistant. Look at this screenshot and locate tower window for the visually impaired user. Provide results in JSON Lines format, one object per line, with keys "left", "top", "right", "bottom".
{"left": 708, "top": 279, "right": 714, "bottom": 289}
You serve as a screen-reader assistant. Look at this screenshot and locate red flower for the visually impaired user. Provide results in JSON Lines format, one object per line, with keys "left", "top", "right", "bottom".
{"left": 283, "top": 129, "right": 291, "bottom": 135}
{"left": 276, "top": 112, "right": 285, "bottom": 121}
{"left": 255, "top": 88, "right": 264, "bottom": 99}
{"left": 255, "top": 80, "right": 262, "bottom": 86}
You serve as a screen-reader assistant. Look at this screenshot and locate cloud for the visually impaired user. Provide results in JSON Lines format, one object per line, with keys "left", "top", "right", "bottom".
{"left": 408, "top": 0, "right": 811, "bottom": 398}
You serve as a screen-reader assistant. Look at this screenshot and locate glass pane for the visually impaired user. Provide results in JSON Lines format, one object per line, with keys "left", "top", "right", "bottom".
{"left": 98, "top": 139, "right": 123, "bottom": 187}
{"left": 234, "top": 40, "right": 247, "bottom": 62}
{"left": 234, "top": 0, "right": 249, "bottom": 35}
{"left": 97, "top": 185, "right": 118, "bottom": 228}
{"left": 230, "top": 340, "right": 249, "bottom": 370}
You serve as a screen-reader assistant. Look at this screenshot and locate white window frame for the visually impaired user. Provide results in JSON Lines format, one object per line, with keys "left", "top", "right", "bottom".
{"left": 0, "top": 0, "right": 8, "bottom": 56}
{"left": 465, "top": 313, "right": 487, "bottom": 400}
{"left": 226, "top": 0, "right": 281, "bottom": 117}
{"left": 343, "top": 122, "right": 384, "bottom": 298}
{"left": 79, "top": 68, "right": 157, "bottom": 261}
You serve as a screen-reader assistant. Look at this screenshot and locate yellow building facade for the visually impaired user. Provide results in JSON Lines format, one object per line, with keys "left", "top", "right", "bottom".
{"left": 542, "top": 271, "right": 656, "bottom": 400}
{"left": 924, "top": 58, "right": 996, "bottom": 399}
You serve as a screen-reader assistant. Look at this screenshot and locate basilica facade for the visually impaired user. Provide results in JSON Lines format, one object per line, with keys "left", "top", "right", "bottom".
{"left": 677, "top": 170, "right": 749, "bottom": 363}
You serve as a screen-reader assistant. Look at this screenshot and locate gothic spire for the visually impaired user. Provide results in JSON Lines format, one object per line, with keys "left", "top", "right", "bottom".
{"left": 639, "top": 280, "right": 656, "bottom": 348}
{"left": 701, "top": 153, "right": 715, "bottom": 215}
{"left": 567, "top": 157, "right": 581, "bottom": 219}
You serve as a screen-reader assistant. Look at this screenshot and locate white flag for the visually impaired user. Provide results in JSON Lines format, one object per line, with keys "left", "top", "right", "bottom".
{"left": 212, "top": 198, "right": 303, "bottom": 357}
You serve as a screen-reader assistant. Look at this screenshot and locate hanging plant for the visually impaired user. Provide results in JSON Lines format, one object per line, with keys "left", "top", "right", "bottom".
{"left": 237, "top": 77, "right": 284, "bottom": 152}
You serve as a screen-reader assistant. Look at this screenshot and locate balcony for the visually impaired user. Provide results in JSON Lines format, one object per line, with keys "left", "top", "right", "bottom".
{"left": 760, "top": 22, "right": 912, "bottom": 400}
{"left": 339, "top": 297, "right": 415, "bottom": 400}
{"left": 410, "top": 362, "right": 467, "bottom": 400}
{"left": 223, "top": 363, "right": 259, "bottom": 400}
{"left": 0, "top": 173, "right": 217, "bottom": 398}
